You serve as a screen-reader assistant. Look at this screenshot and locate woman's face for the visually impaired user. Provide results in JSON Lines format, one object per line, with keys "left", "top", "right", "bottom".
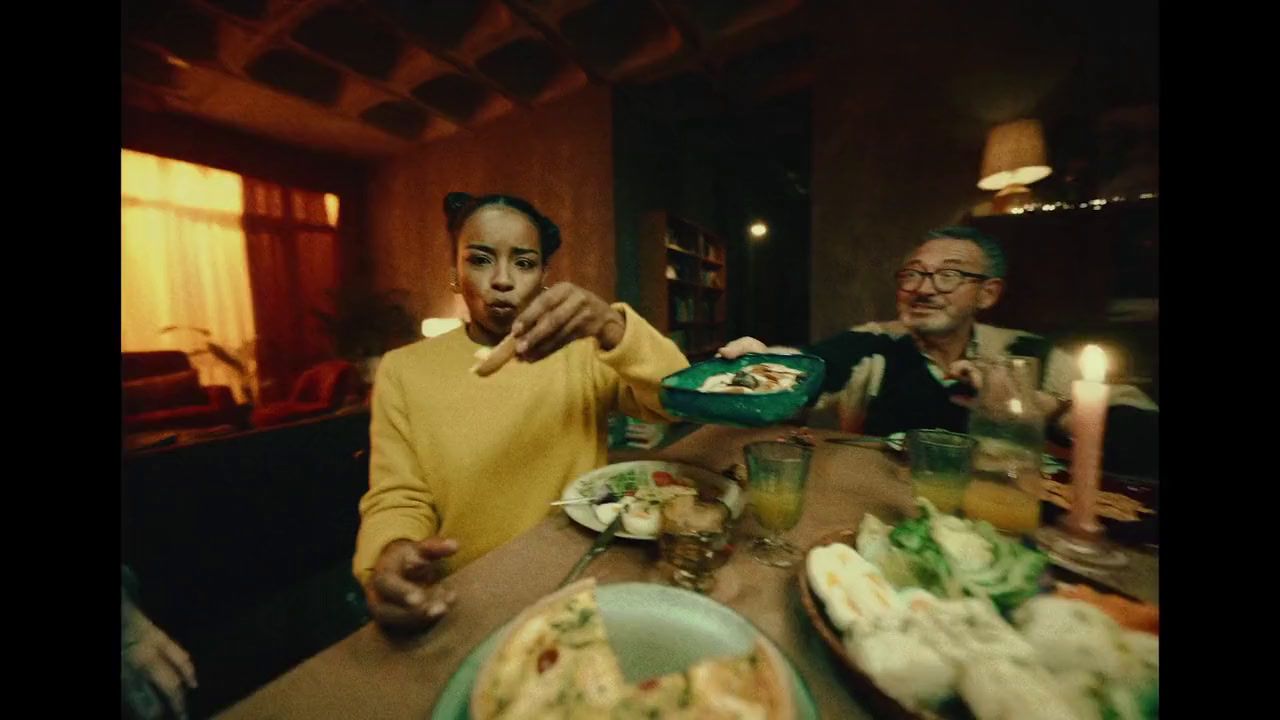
{"left": 455, "top": 205, "right": 546, "bottom": 338}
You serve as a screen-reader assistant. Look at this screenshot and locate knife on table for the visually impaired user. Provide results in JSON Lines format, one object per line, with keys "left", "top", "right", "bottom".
{"left": 559, "top": 515, "right": 624, "bottom": 588}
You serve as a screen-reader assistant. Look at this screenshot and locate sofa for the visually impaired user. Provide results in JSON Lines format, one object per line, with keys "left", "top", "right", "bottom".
{"left": 123, "top": 351, "right": 241, "bottom": 432}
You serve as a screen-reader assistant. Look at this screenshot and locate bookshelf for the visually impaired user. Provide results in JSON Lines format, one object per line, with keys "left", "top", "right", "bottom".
{"left": 637, "top": 211, "right": 729, "bottom": 360}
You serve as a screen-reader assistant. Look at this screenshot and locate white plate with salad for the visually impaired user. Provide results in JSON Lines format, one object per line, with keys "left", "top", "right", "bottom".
{"left": 559, "top": 461, "right": 745, "bottom": 540}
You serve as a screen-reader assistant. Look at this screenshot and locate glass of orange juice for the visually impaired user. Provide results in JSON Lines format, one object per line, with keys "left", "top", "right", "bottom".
{"left": 744, "top": 441, "right": 812, "bottom": 568}
{"left": 907, "top": 430, "right": 975, "bottom": 514}
{"left": 964, "top": 436, "right": 1044, "bottom": 535}
{"left": 961, "top": 478, "right": 1041, "bottom": 535}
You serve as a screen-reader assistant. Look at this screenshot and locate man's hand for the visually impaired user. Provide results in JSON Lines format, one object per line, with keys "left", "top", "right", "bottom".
{"left": 946, "top": 359, "right": 982, "bottom": 409}
{"left": 367, "top": 537, "right": 459, "bottom": 633}
{"left": 122, "top": 606, "right": 198, "bottom": 720}
{"left": 716, "top": 337, "right": 769, "bottom": 359}
{"left": 510, "top": 282, "right": 626, "bottom": 362}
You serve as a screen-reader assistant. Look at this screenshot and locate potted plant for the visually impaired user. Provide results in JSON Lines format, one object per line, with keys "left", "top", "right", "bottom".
{"left": 159, "top": 326, "right": 259, "bottom": 404}
{"left": 312, "top": 282, "right": 418, "bottom": 384}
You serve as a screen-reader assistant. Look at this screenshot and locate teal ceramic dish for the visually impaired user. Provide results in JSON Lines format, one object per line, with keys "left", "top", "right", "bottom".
{"left": 431, "top": 582, "right": 819, "bottom": 719}
{"left": 660, "top": 353, "right": 827, "bottom": 428}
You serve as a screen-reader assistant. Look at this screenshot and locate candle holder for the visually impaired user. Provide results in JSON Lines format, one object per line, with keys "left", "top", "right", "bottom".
{"left": 1035, "top": 513, "right": 1129, "bottom": 571}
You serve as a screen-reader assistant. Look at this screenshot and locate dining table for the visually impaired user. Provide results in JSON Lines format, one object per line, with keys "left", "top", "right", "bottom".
{"left": 217, "top": 424, "right": 1159, "bottom": 719}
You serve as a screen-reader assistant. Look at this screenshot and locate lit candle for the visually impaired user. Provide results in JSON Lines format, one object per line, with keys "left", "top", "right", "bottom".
{"left": 1067, "top": 345, "right": 1108, "bottom": 535}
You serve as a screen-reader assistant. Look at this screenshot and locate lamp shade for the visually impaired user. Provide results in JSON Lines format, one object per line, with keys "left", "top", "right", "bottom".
{"left": 978, "top": 119, "right": 1052, "bottom": 190}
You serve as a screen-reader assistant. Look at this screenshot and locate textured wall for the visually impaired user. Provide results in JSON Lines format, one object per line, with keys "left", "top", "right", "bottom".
{"left": 367, "top": 86, "right": 615, "bottom": 321}
{"left": 809, "top": 0, "right": 1101, "bottom": 338}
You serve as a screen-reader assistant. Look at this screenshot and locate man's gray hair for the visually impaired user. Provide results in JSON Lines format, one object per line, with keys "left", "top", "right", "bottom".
{"left": 924, "top": 226, "right": 1007, "bottom": 278}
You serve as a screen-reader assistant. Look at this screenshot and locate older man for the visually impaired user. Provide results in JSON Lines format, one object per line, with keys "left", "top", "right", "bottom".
{"left": 720, "top": 226, "right": 1158, "bottom": 474}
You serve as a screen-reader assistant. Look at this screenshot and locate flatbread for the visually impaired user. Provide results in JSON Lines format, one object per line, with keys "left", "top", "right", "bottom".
{"left": 470, "top": 578, "right": 626, "bottom": 719}
{"left": 610, "top": 638, "right": 794, "bottom": 719}
{"left": 471, "top": 581, "right": 795, "bottom": 720}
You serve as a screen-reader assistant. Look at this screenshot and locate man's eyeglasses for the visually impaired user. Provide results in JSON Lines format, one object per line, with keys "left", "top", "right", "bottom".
{"left": 895, "top": 268, "right": 990, "bottom": 293}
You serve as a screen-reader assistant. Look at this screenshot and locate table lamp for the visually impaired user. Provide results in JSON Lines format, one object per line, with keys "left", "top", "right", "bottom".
{"left": 978, "top": 119, "right": 1053, "bottom": 213}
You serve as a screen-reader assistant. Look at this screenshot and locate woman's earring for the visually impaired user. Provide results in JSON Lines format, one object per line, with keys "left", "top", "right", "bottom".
{"left": 448, "top": 270, "right": 460, "bottom": 293}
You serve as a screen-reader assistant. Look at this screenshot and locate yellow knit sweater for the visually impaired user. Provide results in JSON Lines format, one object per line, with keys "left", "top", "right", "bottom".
{"left": 353, "top": 303, "right": 688, "bottom": 584}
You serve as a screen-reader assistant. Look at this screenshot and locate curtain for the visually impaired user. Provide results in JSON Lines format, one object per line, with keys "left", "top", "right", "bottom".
{"left": 243, "top": 179, "right": 342, "bottom": 403}
{"left": 121, "top": 149, "right": 258, "bottom": 402}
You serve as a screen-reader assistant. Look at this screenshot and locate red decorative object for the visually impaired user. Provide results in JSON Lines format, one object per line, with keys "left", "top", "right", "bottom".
{"left": 250, "top": 360, "right": 358, "bottom": 428}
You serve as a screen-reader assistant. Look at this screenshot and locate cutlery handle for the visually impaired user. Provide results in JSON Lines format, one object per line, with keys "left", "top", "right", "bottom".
{"left": 559, "top": 517, "right": 622, "bottom": 587}
{"left": 559, "top": 551, "right": 598, "bottom": 588}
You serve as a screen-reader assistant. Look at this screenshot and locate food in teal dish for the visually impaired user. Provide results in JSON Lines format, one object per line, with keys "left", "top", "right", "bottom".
{"left": 698, "top": 362, "right": 809, "bottom": 394}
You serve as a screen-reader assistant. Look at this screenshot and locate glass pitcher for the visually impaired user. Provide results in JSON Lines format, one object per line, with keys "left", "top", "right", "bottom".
{"left": 964, "top": 356, "right": 1046, "bottom": 535}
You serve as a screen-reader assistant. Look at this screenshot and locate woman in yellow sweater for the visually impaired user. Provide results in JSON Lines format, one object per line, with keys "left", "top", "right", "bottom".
{"left": 355, "top": 192, "right": 688, "bottom": 632}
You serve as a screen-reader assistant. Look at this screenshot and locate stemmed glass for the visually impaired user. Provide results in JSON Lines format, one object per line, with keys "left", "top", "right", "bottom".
{"left": 743, "top": 441, "right": 812, "bottom": 568}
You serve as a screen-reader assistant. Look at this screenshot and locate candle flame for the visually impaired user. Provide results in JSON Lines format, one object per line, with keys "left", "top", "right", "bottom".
{"left": 1009, "top": 398, "right": 1023, "bottom": 415}
{"left": 1080, "top": 344, "right": 1108, "bottom": 382}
